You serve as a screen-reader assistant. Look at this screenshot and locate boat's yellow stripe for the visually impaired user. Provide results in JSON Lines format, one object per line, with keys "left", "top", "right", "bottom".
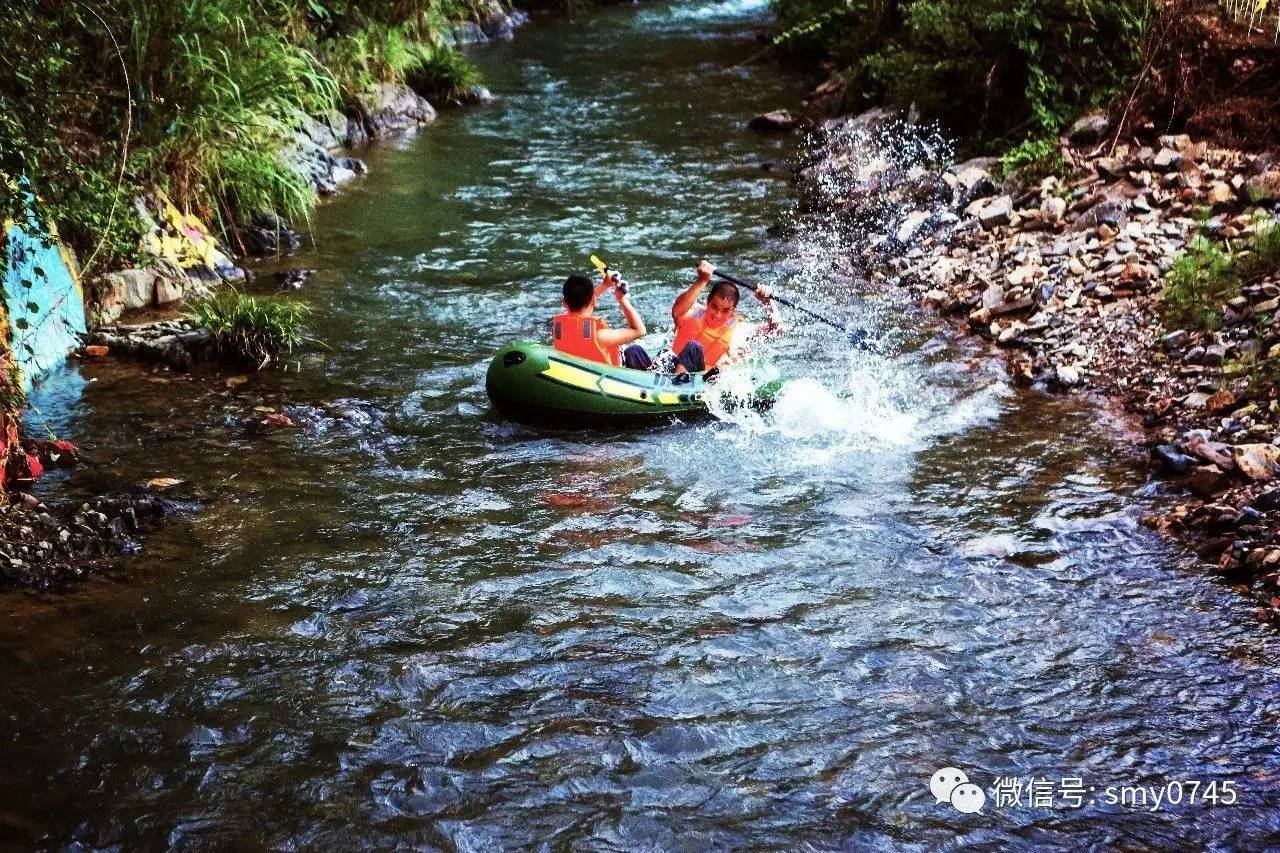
{"left": 656, "top": 391, "right": 683, "bottom": 405}
{"left": 542, "top": 359, "right": 601, "bottom": 392}
{"left": 599, "top": 376, "right": 649, "bottom": 402}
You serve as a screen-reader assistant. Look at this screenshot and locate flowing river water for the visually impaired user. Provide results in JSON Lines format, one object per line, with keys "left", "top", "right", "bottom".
{"left": 6, "top": 1, "right": 1280, "bottom": 849}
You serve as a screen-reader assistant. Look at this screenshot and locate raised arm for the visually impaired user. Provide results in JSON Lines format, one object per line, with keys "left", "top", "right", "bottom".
{"left": 597, "top": 279, "right": 647, "bottom": 347}
{"left": 671, "top": 260, "right": 715, "bottom": 323}
{"left": 751, "top": 284, "right": 783, "bottom": 339}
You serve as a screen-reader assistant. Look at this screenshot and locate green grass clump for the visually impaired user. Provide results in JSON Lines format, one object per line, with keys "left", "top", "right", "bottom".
{"left": 407, "top": 45, "right": 483, "bottom": 102}
{"left": 1162, "top": 235, "right": 1240, "bottom": 330}
{"left": 190, "top": 289, "right": 309, "bottom": 368}
{"left": 321, "top": 21, "right": 482, "bottom": 103}
{"left": 998, "top": 136, "right": 1068, "bottom": 181}
{"left": 1239, "top": 221, "right": 1280, "bottom": 281}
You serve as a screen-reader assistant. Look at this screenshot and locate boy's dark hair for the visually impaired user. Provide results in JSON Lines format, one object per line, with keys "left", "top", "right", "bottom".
{"left": 563, "top": 273, "right": 594, "bottom": 311}
{"left": 709, "top": 280, "right": 740, "bottom": 306}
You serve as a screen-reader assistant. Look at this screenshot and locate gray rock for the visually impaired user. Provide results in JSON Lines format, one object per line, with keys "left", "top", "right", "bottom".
{"left": 450, "top": 22, "right": 488, "bottom": 45}
{"left": 1096, "top": 157, "right": 1126, "bottom": 179}
{"left": 1154, "top": 444, "right": 1194, "bottom": 474}
{"left": 895, "top": 210, "right": 933, "bottom": 243}
{"left": 981, "top": 282, "right": 1005, "bottom": 310}
{"left": 951, "top": 162, "right": 996, "bottom": 205}
{"left": 1203, "top": 343, "right": 1229, "bottom": 365}
{"left": 1073, "top": 199, "right": 1128, "bottom": 232}
{"left": 1161, "top": 329, "right": 1188, "bottom": 350}
{"left": 154, "top": 276, "right": 184, "bottom": 305}
{"left": 1041, "top": 196, "right": 1067, "bottom": 222}
{"left": 974, "top": 195, "right": 1013, "bottom": 229}
{"left": 354, "top": 82, "right": 437, "bottom": 138}
{"left": 1067, "top": 111, "right": 1111, "bottom": 145}
{"left": 1153, "top": 148, "right": 1182, "bottom": 170}
{"left": 1246, "top": 171, "right": 1280, "bottom": 202}
{"left": 478, "top": 0, "right": 516, "bottom": 39}
{"left": 98, "top": 269, "right": 156, "bottom": 322}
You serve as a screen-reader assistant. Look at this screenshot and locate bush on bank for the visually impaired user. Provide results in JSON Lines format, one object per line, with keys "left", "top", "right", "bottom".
{"left": 0, "top": 0, "right": 494, "bottom": 279}
{"left": 770, "top": 0, "right": 1152, "bottom": 148}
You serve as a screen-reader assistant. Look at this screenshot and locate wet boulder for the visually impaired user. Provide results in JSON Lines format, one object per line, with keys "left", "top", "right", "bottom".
{"left": 234, "top": 213, "right": 301, "bottom": 257}
{"left": 276, "top": 268, "right": 315, "bottom": 291}
{"left": 1153, "top": 444, "right": 1194, "bottom": 474}
{"left": 353, "top": 82, "right": 437, "bottom": 139}
{"left": 748, "top": 109, "right": 797, "bottom": 134}
{"left": 478, "top": 0, "right": 522, "bottom": 40}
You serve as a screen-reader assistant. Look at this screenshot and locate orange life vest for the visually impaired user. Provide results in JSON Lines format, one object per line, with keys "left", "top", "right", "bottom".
{"left": 673, "top": 308, "right": 740, "bottom": 368}
{"left": 551, "top": 312, "right": 620, "bottom": 366}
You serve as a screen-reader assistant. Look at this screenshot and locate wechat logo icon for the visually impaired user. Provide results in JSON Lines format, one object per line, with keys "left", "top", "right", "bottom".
{"left": 931, "top": 767, "right": 986, "bottom": 814}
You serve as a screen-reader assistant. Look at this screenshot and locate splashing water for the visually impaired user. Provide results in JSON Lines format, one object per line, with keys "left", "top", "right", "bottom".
{"left": 689, "top": 113, "right": 989, "bottom": 464}
{"left": 637, "top": 0, "right": 773, "bottom": 26}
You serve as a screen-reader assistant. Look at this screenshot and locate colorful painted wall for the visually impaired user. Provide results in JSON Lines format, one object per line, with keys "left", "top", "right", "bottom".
{"left": 3, "top": 213, "right": 87, "bottom": 390}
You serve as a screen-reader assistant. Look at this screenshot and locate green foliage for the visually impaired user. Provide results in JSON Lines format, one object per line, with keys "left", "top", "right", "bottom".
{"left": 320, "top": 21, "right": 480, "bottom": 102}
{"left": 1162, "top": 222, "right": 1280, "bottom": 331}
{"left": 0, "top": 0, "right": 490, "bottom": 277}
{"left": 771, "top": 0, "right": 1153, "bottom": 145}
{"left": 998, "top": 136, "right": 1067, "bottom": 180}
{"left": 190, "top": 288, "right": 309, "bottom": 368}
{"left": 408, "top": 44, "right": 483, "bottom": 102}
{"left": 1162, "top": 236, "right": 1240, "bottom": 330}
{"left": 125, "top": 1, "right": 340, "bottom": 226}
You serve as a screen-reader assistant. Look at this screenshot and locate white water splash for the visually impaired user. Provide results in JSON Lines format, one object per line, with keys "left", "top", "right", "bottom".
{"left": 637, "top": 0, "right": 772, "bottom": 26}
{"left": 652, "top": 116, "right": 1007, "bottom": 484}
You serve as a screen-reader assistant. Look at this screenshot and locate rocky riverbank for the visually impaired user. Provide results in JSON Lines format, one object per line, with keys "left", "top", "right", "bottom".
{"left": 0, "top": 489, "right": 184, "bottom": 590}
{"left": 801, "top": 107, "right": 1280, "bottom": 603}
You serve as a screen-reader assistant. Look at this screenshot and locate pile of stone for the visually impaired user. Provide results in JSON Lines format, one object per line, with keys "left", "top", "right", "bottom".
{"left": 82, "top": 319, "right": 213, "bottom": 370}
{"left": 804, "top": 107, "right": 1280, "bottom": 594}
{"left": 0, "top": 491, "right": 176, "bottom": 590}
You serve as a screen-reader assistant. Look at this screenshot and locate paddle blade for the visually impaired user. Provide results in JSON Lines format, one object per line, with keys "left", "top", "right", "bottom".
{"left": 589, "top": 254, "right": 608, "bottom": 272}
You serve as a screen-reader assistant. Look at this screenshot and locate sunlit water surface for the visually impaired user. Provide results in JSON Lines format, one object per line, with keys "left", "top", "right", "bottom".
{"left": 4, "top": 1, "right": 1280, "bottom": 848}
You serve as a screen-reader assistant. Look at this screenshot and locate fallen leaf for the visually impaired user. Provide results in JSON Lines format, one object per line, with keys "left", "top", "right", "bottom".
{"left": 146, "top": 477, "right": 185, "bottom": 490}
{"left": 83, "top": 345, "right": 109, "bottom": 358}
{"left": 225, "top": 375, "right": 249, "bottom": 389}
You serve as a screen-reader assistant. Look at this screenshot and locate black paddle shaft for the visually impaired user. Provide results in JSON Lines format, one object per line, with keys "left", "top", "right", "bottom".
{"left": 711, "top": 270, "right": 856, "bottom": 338}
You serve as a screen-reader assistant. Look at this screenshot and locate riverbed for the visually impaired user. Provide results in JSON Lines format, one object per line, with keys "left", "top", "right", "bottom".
{"left": 4, "top": 0, "right": 1280, "bottom": 848}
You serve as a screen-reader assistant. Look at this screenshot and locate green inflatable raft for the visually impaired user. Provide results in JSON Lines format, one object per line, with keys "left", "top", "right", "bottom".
{"left": 485, "top": 342, "right": 781, "bottom": 426}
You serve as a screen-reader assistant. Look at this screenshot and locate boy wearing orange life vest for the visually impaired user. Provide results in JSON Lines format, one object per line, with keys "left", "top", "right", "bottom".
{"left": 667, "top": 260, "right": 780, "bottom": 373}
{"left": 550, "top": 271, "right": 648, "bottom": 367}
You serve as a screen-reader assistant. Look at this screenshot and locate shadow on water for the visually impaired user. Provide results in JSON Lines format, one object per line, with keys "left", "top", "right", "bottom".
{"left": 3, "top": 0, "right": 1280, "bottom": 849}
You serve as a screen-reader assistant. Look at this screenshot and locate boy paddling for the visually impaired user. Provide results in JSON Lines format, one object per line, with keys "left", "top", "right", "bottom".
{"left": 550, "top": 271, "right": 646, "bottom": 367}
